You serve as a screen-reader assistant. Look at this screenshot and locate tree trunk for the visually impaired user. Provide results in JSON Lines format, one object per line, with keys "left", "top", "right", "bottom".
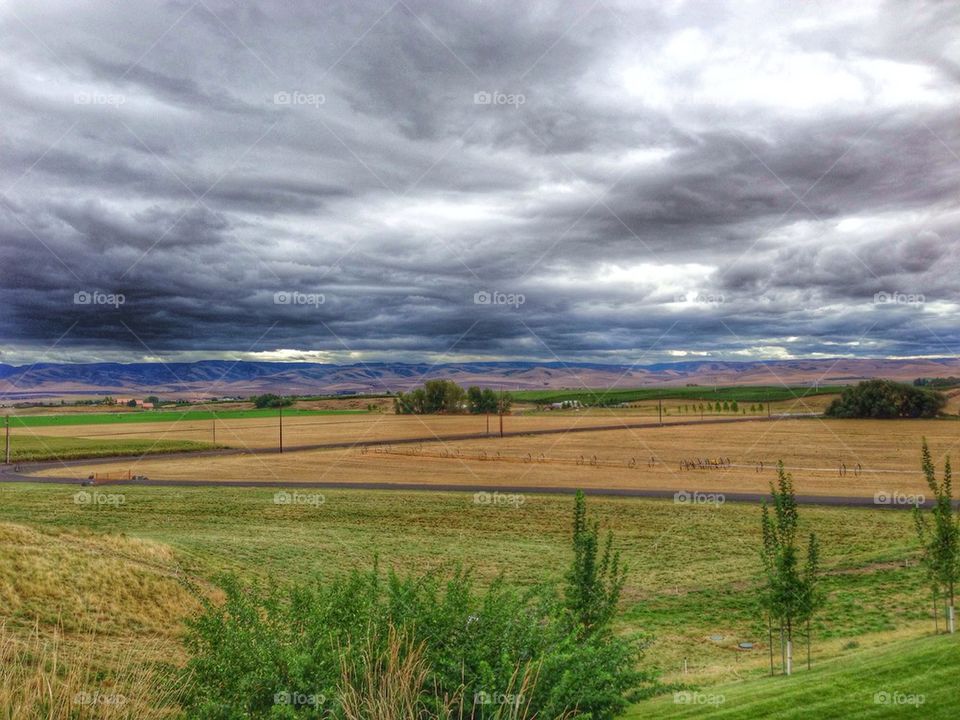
{"left": 949, "top": 581, "right": 956, "bottom": 634}
{"left": 934, "top": 588, "right": 939, "bottom": 634}
{"left": 780, "top": 625, "right": 786, "bottom": 675}
{"left": 785, "top": 619, "right": 793, "bottom": 676}
{"left": 768, "top": 616, "right": 774, "bottom": 676}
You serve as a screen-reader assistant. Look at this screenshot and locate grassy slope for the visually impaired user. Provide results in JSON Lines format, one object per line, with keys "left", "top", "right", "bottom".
{"left": 628, "top": 633, "right": 959, "bottom": 719}
{"left": 7, "top": 435, "right": 221, "bottom": 461}
{"left": 510, "top": 386, "right": 843, "bottom": 404}
{"left": 0, "top": 484, "right": 937, "bottom": 687}
{"left": 8, "top": 407, "right": 363, "bottom": 427}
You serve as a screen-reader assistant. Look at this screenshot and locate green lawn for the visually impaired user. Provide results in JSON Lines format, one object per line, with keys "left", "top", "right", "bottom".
{"left": 510, "top": 385, "right": 844, "bottom": 405}
{"left": 629, "top": 633, "right": 960, "bottom": 719}
{"left": 0, "top": 483, "right": 938, "bottom": 688}
{"left": 5, "top": 435, "right": 222, "bottom": 462}
{"left": 7, "top": 407, "right": 364, "bottom": 427}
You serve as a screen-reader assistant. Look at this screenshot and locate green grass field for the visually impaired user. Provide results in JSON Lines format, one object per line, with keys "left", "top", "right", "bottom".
{"left": 7, "top": 407, "right": 364, "bottom": 427}
{"left": 630, "top": 633, "right": 959, "bottom": 719}
{"left": 0, "top": 483, "right": 942, "bottom": 690}
{"left": 510, "top": 385, "right": 843, "bottom": 405}
{"left": 6, "top": 435, "right": 222, "bottom": 462}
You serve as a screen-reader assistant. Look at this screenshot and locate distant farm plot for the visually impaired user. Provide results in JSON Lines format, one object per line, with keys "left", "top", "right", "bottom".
{"left": 7, "top": 407, "right": 363, "bottom": 427}
{"left": 5, "top": 435, "right": 220, "bottom": 462}
{"left": 510, "top": 384, "right": 844, "bottom": 404}
{"left": 10, "top": 409, "right": 762, "bottom": 450}
{"left": 30, "top": 417, "right": 958, "bottom": 500}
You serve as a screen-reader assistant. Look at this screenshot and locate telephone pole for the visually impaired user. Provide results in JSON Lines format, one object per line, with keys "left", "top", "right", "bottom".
{"left": 279, "top": 405, "right": 284, "bottom": 454}
{"left": 498, "top": 388, "right": 504, "bottom": 438}
{"left": 658, "top": 399, "right": 663, "bottom": 426}
{"left": 4, "top": 416, "right": 10, "bottom": 465}
{"left": 212, "top": 418, "right": 216, "bottom": 445}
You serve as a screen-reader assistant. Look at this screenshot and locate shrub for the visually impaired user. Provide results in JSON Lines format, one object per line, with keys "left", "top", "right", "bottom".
{"left": 824, "top": 380, "right": 946, "bottom": 419}
{"left": 252, "top": 393, "right": 293, "bottom": 409}
{"left": 181, "top": 496, "right": 654, "bottom": 719}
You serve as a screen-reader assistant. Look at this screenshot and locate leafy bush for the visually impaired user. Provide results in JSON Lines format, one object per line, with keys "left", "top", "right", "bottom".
{"left": 252, "top": 393, "right": 294, "bottom": 409}
{"left": 181, "top": 495, "right": 654, "bottom": 719}
{"left": 824, "top": 379, "right": 946, "bottom": 419}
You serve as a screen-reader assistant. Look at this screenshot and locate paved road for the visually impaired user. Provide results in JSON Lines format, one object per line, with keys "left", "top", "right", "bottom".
{"left": 0, "top": 472, "right": 944, "bottom": 509}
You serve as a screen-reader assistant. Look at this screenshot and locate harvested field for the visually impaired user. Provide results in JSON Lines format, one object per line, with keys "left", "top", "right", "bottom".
{"left": 30, "top": 417, "right": 960, "bottom": 499}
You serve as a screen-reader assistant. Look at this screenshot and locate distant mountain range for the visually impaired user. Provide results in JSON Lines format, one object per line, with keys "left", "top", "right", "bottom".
{"left": 1, "top": 358, "right": 959, "bottom": 400}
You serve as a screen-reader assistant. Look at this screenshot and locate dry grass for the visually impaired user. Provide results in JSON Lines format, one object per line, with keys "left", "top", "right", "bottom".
{"left": 0, "top": 621, "right": 183, "bottom": 720}
{"left": 339, "top": 626, "right": 547, "bottom": 720}
{"left": 36, "top": 417, "right": 959, "bottom": 499}
{"left": 10, "top": 404, "right": 818, "bottom": 449}
{"left": 0, "top": 523, "right": 201, "bottom": 637}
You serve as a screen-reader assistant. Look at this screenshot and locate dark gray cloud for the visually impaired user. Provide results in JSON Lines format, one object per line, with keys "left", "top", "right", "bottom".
{"left": 1, "top": 0, "right": 959, "bottom": 366}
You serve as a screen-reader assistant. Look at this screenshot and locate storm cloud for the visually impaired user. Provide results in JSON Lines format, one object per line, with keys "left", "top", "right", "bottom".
{"left": 1, "top": 0, "right": 958, "bottom": 366}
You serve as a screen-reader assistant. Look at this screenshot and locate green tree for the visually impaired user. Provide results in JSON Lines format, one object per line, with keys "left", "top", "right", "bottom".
{"left": 825, "top": 380, "right": 946, "bottom": 418}
{"left": 760, "top": 462, "right": 822, "bottom": 674}
{"left": 914, "top": 440, "right": 959, "bottom": 633}
{"left": 565, "top": 490, "right": 626, "bottom": 637}
{"left": 252, "top": 393, "right": 292, "bottom": 409}
{"left": 466, "top": 386, "right": 484, "bottom": 413}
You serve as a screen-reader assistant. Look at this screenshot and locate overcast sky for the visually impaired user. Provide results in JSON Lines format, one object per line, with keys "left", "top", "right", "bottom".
{"left": 1, "top": 0, "right": 958, "bottom": 366}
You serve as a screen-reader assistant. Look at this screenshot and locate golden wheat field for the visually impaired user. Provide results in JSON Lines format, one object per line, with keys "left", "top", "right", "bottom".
{"left": 31, "top": 416, "right": 960, "bottom": 499}
{"left": 10, "top": 407, "right": 772, "bottom": 448}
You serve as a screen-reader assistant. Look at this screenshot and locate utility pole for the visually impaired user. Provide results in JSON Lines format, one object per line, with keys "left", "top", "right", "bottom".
{"left": 498, "top": 388, "right": 504, "bottom": 438}
{"left": 4, "top": 415, "right": 10, "bottom": 465}
{"left": 767, "top": 401, "right": 771, "bottom": 418}
{"left": 485, "top": 413, "right": 489, "bottom": 436}
{"left": 279, "top": 405, "right": 284, "bottom": 454}
{"left": 212, "top": 418, "right": 216, "bottom": 445}
{"left": 658, "top": 399, "right": 663, "bottom": 426}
